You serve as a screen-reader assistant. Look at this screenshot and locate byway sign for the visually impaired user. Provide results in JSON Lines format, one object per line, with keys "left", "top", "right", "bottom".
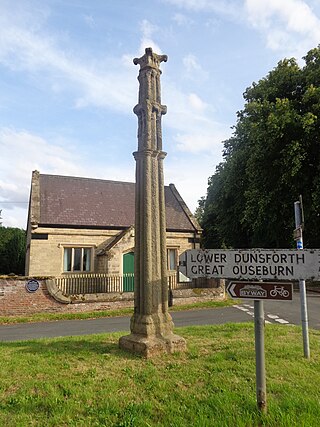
{"left": 179, "top": 249, "right": 320, "bottom": 281}
{"left": 227, "top": 281, "right": 293, "bottom": 301}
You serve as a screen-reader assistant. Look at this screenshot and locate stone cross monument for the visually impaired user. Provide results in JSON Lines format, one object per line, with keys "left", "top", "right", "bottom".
{"left": 119, "top": 48, "right": 186, "bottom": 357}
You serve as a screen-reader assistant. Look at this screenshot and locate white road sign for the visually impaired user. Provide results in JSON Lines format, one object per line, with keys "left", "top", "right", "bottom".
{"left": 179, "top": 249, "right": 320, "bottom": 281}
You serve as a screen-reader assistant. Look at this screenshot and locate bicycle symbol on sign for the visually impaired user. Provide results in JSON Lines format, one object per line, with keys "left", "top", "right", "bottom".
{"left": 270, "top": 286, "right": 290, "bottom": 298}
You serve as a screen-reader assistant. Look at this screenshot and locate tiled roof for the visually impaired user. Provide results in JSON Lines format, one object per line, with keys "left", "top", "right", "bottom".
{"left": 38, "top": 174, "right": 201, "bottom": 232}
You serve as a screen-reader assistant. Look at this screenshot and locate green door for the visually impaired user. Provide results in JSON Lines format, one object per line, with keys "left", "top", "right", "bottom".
{"left": 123, "top": 252, "right": 134, "bottom": 292}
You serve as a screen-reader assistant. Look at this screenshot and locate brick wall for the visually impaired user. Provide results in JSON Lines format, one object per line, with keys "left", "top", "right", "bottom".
{"left": 0, "top": 276, "right": 225, "bottom": 317}
{"left": 0, "top": 277, "right": 59, "bottom": 316}
{"left": 0, "top": 277, "right": 134, "bottom": 317}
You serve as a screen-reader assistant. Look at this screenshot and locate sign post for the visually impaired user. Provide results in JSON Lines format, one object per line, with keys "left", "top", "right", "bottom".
{"left": 226, "top": 280, "right": 293, "bottom": 412}
{"left": 294, "top": 197, "right": 310, "bottom": 359}
{"left": 254, "top": 300, "right": 266, "bottom": 413}
{"left": 179, "top": 248, "right": 316, "bottom": 414}
{"left": 179, "top": 248, "right": 320, "bottom": 282}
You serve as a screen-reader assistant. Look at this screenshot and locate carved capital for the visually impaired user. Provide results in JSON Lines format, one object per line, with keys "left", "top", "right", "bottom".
{"left": 133, "top": 149, "right": 166, "bottom": 160}
{"left": 152, "top": 103, "right": 167, "bottom": 116}
{"left": 158, "top": 151, "right": 167, "bottom": 160}
{"left": 133, "top": 47, "right": 167, "bottom": 71}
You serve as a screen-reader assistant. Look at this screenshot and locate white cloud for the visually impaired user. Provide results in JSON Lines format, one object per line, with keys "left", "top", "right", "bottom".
{"left": 245, "top": 0, "right": 320, "bottom": 57}
{"left": 83, "top": 14, "right": 96, "bottom": 29}
{"left": 165, "top": 0, "right": 210, "bottom": 10}
{"left": 140, "top": 19, "right": 158, "bottom": 39}
{"left": 163, "top": 0, "right": 242, "bottom": 19}
{"left": 0, "top": 2, "right": 234, "bottom": 227}
{"left": 182, "top": 54, "right": 208, "bottom": 81}
{"left": 166, "top": 0, "right": 320, "bottom": 58}
{"left": 174, "top": 132, "right": 224, "bottom": 153}
{"left": 172, "top": 13, "right": 194, "bottom": 26}
{"left": 188, "top": 93, "right": 207, "bottom": 112}
{"left": 0, "top": 127, "right": 83, "bottom": 227}
{"left": 163, "top": 82, "right": 231, "bottom": 154}
{"left": 0, "top": 127, "right": 136, "bottom": 228}
{"left": 139, "top": 38, "right": 163, "bottom": 55}
{"left": 138, "top": 19, "right": 162, "bottom": 54}
{"left": 0, "top": 4, "right": 136, "bottom": 114}
{"left": 0, "top": 128, "right": 82, "bottom": 195}
{"left": 165, "top": 152, "right": 222, "bottom": 212}
{"left": 0, "top": 3, "right": 223, "bottom": 152}
{"left": 1, "top": 206, "right": 29, "bottom": 229}
{"left": 183, "top": 54, "right": 201, "bottom": 72}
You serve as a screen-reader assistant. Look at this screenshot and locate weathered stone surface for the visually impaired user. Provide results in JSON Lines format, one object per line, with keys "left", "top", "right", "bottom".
{"left": 119, "top": 48, "right": 186, "bottom": 357}
{"left": 119, "top": 332, "right": 187, "bottom": 359}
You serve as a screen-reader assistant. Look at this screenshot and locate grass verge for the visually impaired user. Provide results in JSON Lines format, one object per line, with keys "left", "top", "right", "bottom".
{"left": 0, "top": 298, "right": 238, "bottom": 325}
{"left": 0, "top": 323, "right": 319, "bottom": 426}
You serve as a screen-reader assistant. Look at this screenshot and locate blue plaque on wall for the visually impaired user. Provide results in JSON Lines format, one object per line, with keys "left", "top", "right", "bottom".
{"left": 26, "top": 279, "right": 40, "bottom": 293}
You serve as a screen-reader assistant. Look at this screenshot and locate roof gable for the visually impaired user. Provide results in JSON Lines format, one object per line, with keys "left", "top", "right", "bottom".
{"left": 34, "top": 173, "right": 201, "bottom": 232}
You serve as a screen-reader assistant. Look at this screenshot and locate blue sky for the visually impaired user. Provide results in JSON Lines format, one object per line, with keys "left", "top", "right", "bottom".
{"left": 1, "top": 0, "right": 320, "bottom": 228}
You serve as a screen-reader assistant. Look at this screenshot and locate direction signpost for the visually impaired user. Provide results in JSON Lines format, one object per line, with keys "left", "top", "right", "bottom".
{"left": 178, "top": 247, "right": 319, "bottom": 413}
{"left": 227, "top": 281, "right": 293, "bottom": 301}
{"left": 179, "top": 248, "right": 320, "bottom": 282}
{"left": 226, "top": 280, "right": 293, "bottom": 412}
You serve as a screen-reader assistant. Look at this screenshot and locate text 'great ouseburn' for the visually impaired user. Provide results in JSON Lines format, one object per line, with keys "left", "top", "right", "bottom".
{"left": 179, "top": 249, "right": 320, "bottom": 281}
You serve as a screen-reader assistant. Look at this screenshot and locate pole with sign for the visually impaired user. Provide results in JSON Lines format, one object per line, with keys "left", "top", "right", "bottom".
{"left": 226, "top": 280, "right": 293, "bottom": 413}
{"left": 179, "top": 248, "right": 320, "bottom": 282}
{"left": 179, "top": 248, "right": 307, "bottom": 414}
{"left": 254, "top": 300, "right": 266, "bottom": 413}
{"left": 294, "top": 196, "right": 310, "bottom": 359}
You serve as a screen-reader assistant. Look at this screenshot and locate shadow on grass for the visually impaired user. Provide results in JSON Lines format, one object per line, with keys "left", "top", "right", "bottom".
{"left": 0, "top": 323, "right": 255, "bottom": 352}
{"left": 0, "top": 334, "right": 144, "bottom": 360}
{"left": 0, "top": 323, "right": 257, "bottom": 364}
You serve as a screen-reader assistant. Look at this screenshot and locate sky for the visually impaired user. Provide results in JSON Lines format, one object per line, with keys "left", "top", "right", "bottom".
{"left": 1, "top": 0, "right": 320, "bottom": 229}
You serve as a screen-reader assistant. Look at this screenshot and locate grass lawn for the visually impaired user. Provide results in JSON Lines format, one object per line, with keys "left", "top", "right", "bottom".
{"left": 0, "top": 323, "right": 319, "bottom": 426}
{"left": 0, "top": 299, "right": 238, "bottom": 325}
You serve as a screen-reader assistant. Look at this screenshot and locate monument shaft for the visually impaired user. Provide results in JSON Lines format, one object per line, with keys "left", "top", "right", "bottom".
{"left": 119, "top": 48, "right": 186, "bottom": 357}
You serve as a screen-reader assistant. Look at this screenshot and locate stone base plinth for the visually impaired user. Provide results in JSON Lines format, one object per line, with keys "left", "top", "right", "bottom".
{"left": 119, "top": 333, "right": 187, "bottom": 358}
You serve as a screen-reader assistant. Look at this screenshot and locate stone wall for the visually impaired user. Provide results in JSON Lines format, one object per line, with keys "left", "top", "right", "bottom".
{"left": 26, "top": 227, "right": 199, "bottom": 277}
{"left": 0, "top": 276, "right": 225, "bottom": 317}
{"left": 172, "top": 286, "right": 225, "bottom": 306}
{"left": 27, "top": 227, "right": 120, "bottom": 276}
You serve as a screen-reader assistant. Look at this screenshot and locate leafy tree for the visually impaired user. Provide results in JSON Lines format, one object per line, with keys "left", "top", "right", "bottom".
{"left": 0, "top": 227, "right": 26, "bottom": 275}
{"left": 200, "top": 46, "right": 320, "bottom": 249}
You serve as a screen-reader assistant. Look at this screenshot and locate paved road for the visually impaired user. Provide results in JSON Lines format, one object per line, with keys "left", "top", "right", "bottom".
{"left": 0, "top": 292, "right": 319, "bottom": 342}
{"left": 234, "top": 291, "right": 320, "bottom": 329}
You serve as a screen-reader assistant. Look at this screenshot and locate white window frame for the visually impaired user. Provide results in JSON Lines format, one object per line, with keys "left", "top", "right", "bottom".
{"left": 167, "top": 248, "right": 178, "bottom": 271}
{"left": 63, "top": 246, "right": 93, "bottom": 273}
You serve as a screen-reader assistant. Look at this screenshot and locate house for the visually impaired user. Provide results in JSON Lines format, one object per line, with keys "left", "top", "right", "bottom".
{"left": 25, "top": 171, "right": 202, "bottom": 282}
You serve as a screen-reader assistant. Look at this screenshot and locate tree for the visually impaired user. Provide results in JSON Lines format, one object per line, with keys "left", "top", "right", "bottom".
{"left": 0, "top": 227, "right": 26, "bottom": 275}
{"left": 200, "top": 46, "right": 320, "bottom": 249}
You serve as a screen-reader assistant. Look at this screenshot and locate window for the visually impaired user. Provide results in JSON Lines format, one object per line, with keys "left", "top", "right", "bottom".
{"left": 167, "top": 248, "right": 190, "bottom": 282}
{"left": 63, "top": 247, "right": 92, "bottom": 272}
{"left": 167, "top": 248, "right": 177, "bottom": 271}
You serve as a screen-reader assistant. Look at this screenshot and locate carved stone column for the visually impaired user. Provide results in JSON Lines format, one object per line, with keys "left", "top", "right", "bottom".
{"left": 119, "top": 48, "right": 186, "bottom": 357}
